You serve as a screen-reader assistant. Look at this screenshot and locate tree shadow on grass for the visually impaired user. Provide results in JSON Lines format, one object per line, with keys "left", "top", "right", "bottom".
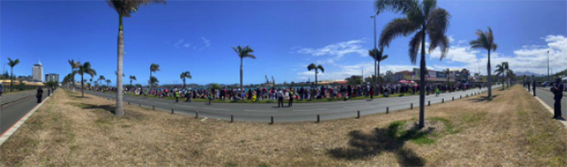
{"left": 80, "top": 104, "right": 116, "bottom": 114}
{"left": 327, "top": 122, "right": 427, "bottom": 166}
{"left": 73, "top": 95, "right": 91, "bottom": 99}
{"left": 467, "top": 95, "right": 499, "bottom": 103}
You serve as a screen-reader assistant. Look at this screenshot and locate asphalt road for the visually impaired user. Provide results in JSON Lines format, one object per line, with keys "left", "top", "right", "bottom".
{"left": 0, "top": 89, "right": 48, "bottom": 135}
{"left": 533, "top": 87, "right": 567, "bottom": 118}
{"left": 85, "top": 86, "right": 498, "bottom": 123}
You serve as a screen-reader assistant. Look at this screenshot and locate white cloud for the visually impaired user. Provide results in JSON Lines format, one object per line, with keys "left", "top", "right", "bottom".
{"left": 296, "top": 39, "right": 367, "bottom": 65}
{"left": 201, "top": 37, "right": 211, "bottom": 48}
{"left": 448, "top": 35, "right": 455, "bottom": 43}
{"left": 183, "top": 43, "right": 192, "bottom": 48}
{"left": 430, "top": 46, "right": 480, "bottom": 64}
{"left": 174, "top": 39, "right": 184, "bottom": 48}
{"left": 296, "top": 62, "right": 423, "bottom": 81}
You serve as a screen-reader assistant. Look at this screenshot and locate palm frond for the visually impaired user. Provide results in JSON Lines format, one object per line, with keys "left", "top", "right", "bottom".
{"left": 380, "top": 55, "right": 389, "bottom": 61}
{"left": 422, "top": 0, "right": 437, "bottom": 16}
{"left": 408, "top": 30, "right": 423, "bottom": 64}
{"left": 487, "top": 27, "right": 494, "bottom": 46}
{"left": 107, "top": 0, "right": 166, "bottom": 17}
{"left": 426, "top": 8, "right": 450, "bottom": 36}
{"left": 307, "top": 63, "right": 317, "bottom": 71}
{"left": 379, "top": 18, "right": 420, "bottom": 48}
{"left": 244, "top": 54, "right": 256, "bottom": 59}
{"left": 491, "top": 43, "right": 498, "bottom": 52}
{"left": 317, "top": 65, "right": 325, "bottom": 73}
{"left": 368, "top": 49, "right": 379, "bottom": 61}
{"left": 429, "top": 33, "right": 449, "bottom": 60}
{"left": 375, "top": 0, "right": 418, "bottom": 15}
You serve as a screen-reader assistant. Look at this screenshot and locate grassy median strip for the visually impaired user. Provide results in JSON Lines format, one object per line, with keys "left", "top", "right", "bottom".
{"left": 1, "top": 85, "right": 565, "bottom": 166}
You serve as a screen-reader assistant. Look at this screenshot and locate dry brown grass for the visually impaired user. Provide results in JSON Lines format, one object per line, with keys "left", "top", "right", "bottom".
{"left": 1, "top": 85, "right": 566, "bottom": 166}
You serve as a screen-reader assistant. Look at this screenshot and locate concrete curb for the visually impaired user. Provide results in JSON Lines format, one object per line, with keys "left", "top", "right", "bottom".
{"left": 0, "top": 91, "right": 53, "bottom": 146}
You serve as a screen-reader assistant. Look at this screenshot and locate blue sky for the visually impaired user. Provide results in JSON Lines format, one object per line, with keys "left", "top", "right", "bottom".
{"left": 1, "top": 0, "right": 566, "bottom": 85}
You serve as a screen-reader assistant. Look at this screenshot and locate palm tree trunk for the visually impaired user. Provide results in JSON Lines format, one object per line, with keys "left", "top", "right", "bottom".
{"left": 374, "top": 59, "right": 377, "bottom": 84}
{"left": 377, "top": 61, "right": 381, "bottom": 84}
{"left": 418, "top": 29, "right": 426, "bottom": 129}
{"left": 10, "top": 67, "right": 13, "bottom": 92}
{"left": 240, "top": 57, "right": 243, "bottom": 91}
{"left": 315, "top": 70, "right": 318, "bottom": 87}
{"left": 487, "top": 50, "right": 492, "bottom": 98}
{"left": 116, "top": 15, "right": 124, "bottom": 117}
{"left": 183, "top": 78, "right": 186, "bottom": 89}
{"left": 149, "top": 72, "right": 152, "bottom": 94}
{"left": 81, "top": 74, "right": 84, "bottom": 97}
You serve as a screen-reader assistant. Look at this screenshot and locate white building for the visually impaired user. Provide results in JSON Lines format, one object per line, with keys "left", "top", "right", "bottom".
{"left": 45, "top": 73, "right": 59, "bottom": 83}
{"left": 32, "top": 60, "right": 43, "bottom": 82}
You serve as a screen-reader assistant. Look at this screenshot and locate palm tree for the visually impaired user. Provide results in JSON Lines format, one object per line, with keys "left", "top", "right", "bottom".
{"left": 307, "top": 63, "right": 325, "bottom": 86}
{"left": 149, "top": 63, "right": 160, "bottom": 92}
{"left": 149, "top": 76, "right": 159, "bottom": 87}
{"left": 376, "top": 0, "right": 451, "bottom": 128}
{"left": 470, "top": 27, "right": 497, "bottom": 98}
{"left": 106, "top": 79, "right": 112, "bottom": 87}
{"left": 89, "top": 78, "right": 93, "bottom": 87}
{"left": 180, "top": 71, "right": 192, "bottom": 89}
{"left": 74, "top": 62, "right": 97, "bottom": 97}
{"left": 368, "top": 48, "right": 389, "bottom": 84}
{"left": 98, "top": 75, "right": 106, "bottom": 87}
{"left": 107, "top": 0, "right": 166, "bottom": 117}
{"left": 494, "top": 62, "right": 510, "bottom": 90}
{"left": 129, "top": 75, "right": 136, "bottom": 87}
{"left": 7, "top": 58, "right": 20, "bottom": 92}
{"left": 68, "top": 59, "right": 81, "bottom": 90}
{"left": 232, "top": 45, "right": 256, "bottom": 90}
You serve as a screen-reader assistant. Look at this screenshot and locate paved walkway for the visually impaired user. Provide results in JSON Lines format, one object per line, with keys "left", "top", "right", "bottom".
{"left": 86, "top": 86, "right": 496, "bottom": 123}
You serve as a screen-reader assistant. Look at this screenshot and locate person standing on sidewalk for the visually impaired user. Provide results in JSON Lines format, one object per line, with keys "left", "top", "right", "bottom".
{"left": 175, "top": 90, "right": 180, "bottom": 103}
{"left": 551, "top": 77, "right": 564, "bottom": 119}
{"left": 527, "top": 81, "right": 531, "bottom": 92}
{"left": 532, "top": 80, "right": 537, "bottom": 96}
{"left": 277, "top": 89, "right": 284, "bottom": 108}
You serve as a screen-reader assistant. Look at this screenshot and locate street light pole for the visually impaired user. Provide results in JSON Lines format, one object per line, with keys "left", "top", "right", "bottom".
{"left": 547, "top": 50, "right": 550, "bottom": 83}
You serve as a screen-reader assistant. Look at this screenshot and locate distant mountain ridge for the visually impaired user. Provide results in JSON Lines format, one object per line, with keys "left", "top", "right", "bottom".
{"left": 515, "top": 71, "right": 545, "bottom": 77}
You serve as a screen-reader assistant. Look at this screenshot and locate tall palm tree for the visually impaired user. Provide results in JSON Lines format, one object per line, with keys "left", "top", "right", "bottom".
{"left": 106, "top": 79, "right": 112, "bottom": 87}
{"left": 7, "top": 58, "right": 20, "bottom": 92}
{"left": 307, "top": 63, "right": 325, "bottom": 86}
{"left": 149, "top": 63, "right": 160, "bottom": 92}
{"left": 180, "top": 71, "right": 192, "bottom": 89}
{"left": 98, "top": 75, "right": 106, "bottom": 87}
{"left": 470, "top": 27, "right": 497, "bottom": 98}
{"left": 89, "top": 78, "right": 93, "bottom": 87}
{"left": 68, "top": 59, "right": 81, "bottom": 89}
{"left": 129, "top": 75, "right": 136, "bottom": 87}
{"left": 107, "top": 0, "right": 166, "bottom": 117}
{"left": 376, "top": 0, "right": 451, "bottom": 128}
{"left": 74, "top": 62, "right": 97, "bottom": 97}
{"left": 368, "top": 48, "right": 389, "bottom": 84}
{"left": 232, "top": 45, "right": 256, "bottom": 90}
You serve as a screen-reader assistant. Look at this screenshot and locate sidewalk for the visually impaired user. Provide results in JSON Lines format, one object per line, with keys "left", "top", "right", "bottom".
{"left": 524, "top": 87, "right": 567, "bottom": 128}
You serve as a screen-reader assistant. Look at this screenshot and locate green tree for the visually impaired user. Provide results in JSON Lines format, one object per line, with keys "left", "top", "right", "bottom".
{"left": 7, "top": 58, "right": 20, "bottom": 92}
{"left": 149, "top": 76, "right": 159, "bottom": 87}
{"left": 106, "top": 79, "right": 111, "bottom": 87}
{"left": 376, "top": 0, "right": 451, "bottom": 128}
{"left": 307, "top": 63, "right": 325, "bottom": 86}
{"left": 129, "top": 75, "right": 136, "bottom": 87}
{"left": 180, "top": 71, "right": 192, "bottom": 89}
{"left": 74, "top": 62, "right": 97, "bottom": 97}
{"left": 494, "top": 62, "right": 511, "bottom": 89}
{"left": 368, "top": 48, "right": 388, "bottom": 84}
{"left": 98, "top": 75, "right": 106, "bottom": 87}
{"left": 345, "top": 75, "right": 363, "bottom": 85}
{"left": 68, "top": 59, "right": 81, "bottom": 89}
{"left": 107, "top": 0, "right": 166, "bottom": 117}
{"left": 470, "top": 27, "right": 497, "bottom": 98}
{"left": 150, "top": 63, "right": 160, "bottom": 91}
{"left": 232, "top": 45, "right": 256, "bottom": 91}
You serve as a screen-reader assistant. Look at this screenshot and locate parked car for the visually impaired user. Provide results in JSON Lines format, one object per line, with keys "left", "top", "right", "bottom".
{"left": 541, "top": 81, "right": 549, "bottom": 87}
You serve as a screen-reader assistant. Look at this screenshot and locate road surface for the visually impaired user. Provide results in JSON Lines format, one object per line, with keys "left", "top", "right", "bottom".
{"left": 0, "top": 89, "right": 48, "bottom": 135}
{"left": 85, "top": 86, "right": 496, "bottom": 123}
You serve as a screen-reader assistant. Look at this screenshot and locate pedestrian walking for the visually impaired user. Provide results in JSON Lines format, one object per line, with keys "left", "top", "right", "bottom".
{"left": 551, "top": 78, "right": 564, "bottom": 119}
{"left": 532, "top": 80, "right": 536, "bottom": 96}
{"left": 36, "top": 87, "right": 43, "bottom": 103}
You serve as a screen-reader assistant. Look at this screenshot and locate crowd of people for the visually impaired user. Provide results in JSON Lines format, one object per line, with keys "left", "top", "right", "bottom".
{"left": 90, "top": 82, "right": 487, "bottom": 107}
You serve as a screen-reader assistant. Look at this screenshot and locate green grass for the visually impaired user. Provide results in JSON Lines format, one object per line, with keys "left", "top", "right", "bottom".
{"left": 386, "top": 118, "right": 459, "bottom": 146}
